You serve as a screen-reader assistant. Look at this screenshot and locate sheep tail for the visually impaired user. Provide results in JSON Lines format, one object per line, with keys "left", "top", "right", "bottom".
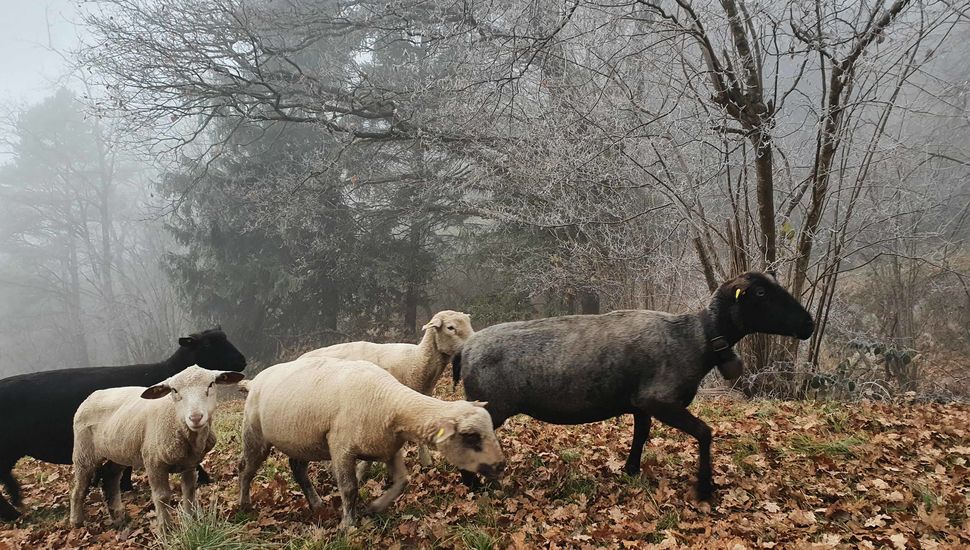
{"left": 451, "top": 350, "right": 463, "bottom": 389}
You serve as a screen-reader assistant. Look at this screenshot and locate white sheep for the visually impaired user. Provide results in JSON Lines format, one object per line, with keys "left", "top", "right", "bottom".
{"left": 237, "top": 356, "right": 505, "bottom": 530}
{"left": 69, "top": 366, "right": 245, "bottom": 531}
{"left": 299, "top": 310, "right": 473, "bottom": 467}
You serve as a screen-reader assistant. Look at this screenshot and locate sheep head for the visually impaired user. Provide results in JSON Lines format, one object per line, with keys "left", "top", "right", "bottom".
{"left": 717, "top": 272, "right": 814, "bottom": 340}
{"left": 141, "top": 366, "right": 246, "bottom": 432}
{"left": 422, "top": 310, "right": 474, "bottom": 356}
{"left": 431, "top": 400, "right": 506, "bottom": 480}
{"left": 178, "top": 327, "right": 248, "bottom": 372}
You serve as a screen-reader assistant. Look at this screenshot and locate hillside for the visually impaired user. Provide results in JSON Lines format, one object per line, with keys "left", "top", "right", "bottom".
{"left": 1, "top": 394, "right": 968, "bottom": 549}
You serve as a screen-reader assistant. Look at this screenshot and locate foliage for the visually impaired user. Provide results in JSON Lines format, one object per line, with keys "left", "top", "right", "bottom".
{"left": 159, "top": 116, "right": 448, "bottom": 360}
{"left": 0, "top": 89, "right": 183, "bottom": 376}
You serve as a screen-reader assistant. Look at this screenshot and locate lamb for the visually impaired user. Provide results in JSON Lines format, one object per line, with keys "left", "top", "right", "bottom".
{"left": 0, "top": 328, "right": 246, "bottom": 521}
{"left": 237, "top": 356, "right": 505, "bottom": 530}
{"left": 299, "top": 310, "right": 473, "bottom": 466}
{"left": 452, "top": 271, "right": 814, "bottom": 499}
{"left": 69, "top": 366, "right": 245, "bottom": 531}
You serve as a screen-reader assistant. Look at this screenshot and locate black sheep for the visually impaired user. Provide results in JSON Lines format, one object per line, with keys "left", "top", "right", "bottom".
{"left": 0, "top": 328, "right": 246, "bottom": 520}
{"left": 453, "top": 272, "right": 813, "bottom": 498}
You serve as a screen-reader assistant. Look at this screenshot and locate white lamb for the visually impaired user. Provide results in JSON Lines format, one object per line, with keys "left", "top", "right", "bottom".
{"left": 237, "top": 356, "right": 505, "bottom": 530}
{"left": 69, "top": 366, "right": 245, "bottom": 531}
{"left": 299, "top": 310, "right": 474, "bottom": 466}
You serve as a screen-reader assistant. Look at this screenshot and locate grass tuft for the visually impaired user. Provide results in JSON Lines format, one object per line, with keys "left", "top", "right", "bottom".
{"left": 730, "top": 436, "right": 761, "bottom": 473}
{"left": 551, "top": 473, "right": 597, "bottom": 501}
{"left": 283, "top": 535, "right": 360, "bottom": 550}
{"left": 158, "top": 501, "right": 257, "bottom": 550}
{"left": 559, "top": 449, "right": 581, "bottom": 463}
{"left": 646, "top": 509, "right": 680, "bottom": 543}
{"left": 911, "top": 483, "right": 938, "bottom": 511}
{"left": 789, "top": 434, "right": 864, "bottom": 457}
{"left": 456, "top": 526, "right": 497, "bottom": 550}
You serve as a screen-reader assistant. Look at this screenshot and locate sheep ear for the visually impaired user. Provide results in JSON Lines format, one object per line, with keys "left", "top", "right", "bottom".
{"left": 178, "top": 336, "right": 197, "bottom": 347}
{"left": 422, "top": 317, "right": 443, "bottom": 331}
{"left": 141, "top": 384, "right": 172, "bottom": 400}
{"left": 433, "top": 420, "right": 457, "bottom": 444}
{"left": 214, "top": 371, "right": 245, "bottom": 385}
{"left": 470, "top": 400, "right": 488, "bottom": 408}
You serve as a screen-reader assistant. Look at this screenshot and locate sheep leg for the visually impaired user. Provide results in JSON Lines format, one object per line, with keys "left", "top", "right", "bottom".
{"left": 288, "top": 458, "right": 324, "bottom": 512}
{"left": 69, "top": 463, "right": 97, "bottom": 527}
{"left": 624, "top": 413, "right": 652, "bottom": 476}
{"left": 355, "top": 461, "right": 371, "bottom": 483}
{"left": 366, "top": 450, "right": 408, "bottom": 515}
{"left": 652, "top": 407, "right": 714, "bottom": 501}
{"left": 181, "top": 467, "right": 199, "bottom": 513}
{"left": 237, "top": 427, "right": 270, "bottom": 510}
{"left": 120, "top": 466, "right": 134, "bottom": 492}
{"left": 0, "top": 495, "right": 18, "bottom": 521}
{"left": 417, "top": 444, "right": 433, "bottom": 467}
{"left": 331, "top": 454, "right": 360, "bottom": 530}
{"left": 0, "top": 461, "right": 22, "bottom": 520}
{"left": 146, "top": 466, "right": 174, "bottom": 532}
{"left": 195, "top": 465, "right": 212, "bottom": 485}
{"left": 0, "top": 460, "right": 22, "bottom": 508}
{"left": 99, "top": 461, "right": 126, "bottom": 527}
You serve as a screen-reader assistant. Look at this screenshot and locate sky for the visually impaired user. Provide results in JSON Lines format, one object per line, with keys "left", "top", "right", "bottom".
{"left": 0, "top": 0, "right": 82, "bottom": 104}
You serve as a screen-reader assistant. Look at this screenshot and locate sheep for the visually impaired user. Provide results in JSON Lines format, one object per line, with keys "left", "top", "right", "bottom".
{"left": 452, "top": 271, "right": 814, "bottom": 499}
{"left": 0, "top": 328, "right": 246, "bottom": 521}
{"left": 69, "top": 366, "right": 245, "bottom": 531}
{"left": 299, "top": 310, "right": 473, "bottom": 467}
{"left": 237, "top": 356, "right": 505, "bottom": 530}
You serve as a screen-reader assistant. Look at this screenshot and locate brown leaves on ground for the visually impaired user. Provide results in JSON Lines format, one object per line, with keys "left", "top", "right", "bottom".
{"left": 1, "top": 395, "right": 968, "bottom": 549}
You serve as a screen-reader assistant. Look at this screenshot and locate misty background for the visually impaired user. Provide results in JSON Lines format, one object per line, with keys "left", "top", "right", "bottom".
{"left": 0, "top": 0, "right": 967, "bottom": 400}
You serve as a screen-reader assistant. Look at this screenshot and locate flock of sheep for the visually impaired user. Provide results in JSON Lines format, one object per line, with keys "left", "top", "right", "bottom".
{"left": 0, "top": 271, "right": 814, "bottom": 534}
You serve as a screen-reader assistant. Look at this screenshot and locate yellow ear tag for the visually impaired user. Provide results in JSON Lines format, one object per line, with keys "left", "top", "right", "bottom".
{"left": 735, "top": 288, "right": 742, "bottom": 300}
{"left": 435, "top": 427, "right": 446, "bottom": 439}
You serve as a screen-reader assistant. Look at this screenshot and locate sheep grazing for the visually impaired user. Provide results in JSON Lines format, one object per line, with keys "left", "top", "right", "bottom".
{"left": 453, "top": 271, "right": 814, "bottom": 499}
{"left": 69, "top": 366, "right": 245, "bottom": 531}
{"left": 0, "top": 328, "right": 246, "bottom": 521}
{"left": 299, "top": 310, "right": 473, "bottom": 466}
{"left": 237, "top": 356, "right": 505, "bottom": 530}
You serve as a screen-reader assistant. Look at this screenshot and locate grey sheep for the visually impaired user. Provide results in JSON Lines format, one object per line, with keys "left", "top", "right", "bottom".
{"left": 452, "top": 271, "right": 814, "bottom": 499}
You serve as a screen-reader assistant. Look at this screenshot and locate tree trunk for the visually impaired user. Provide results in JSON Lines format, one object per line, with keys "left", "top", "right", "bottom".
{"left": 402, "top": 223, "right": 422, "bottom": 337}
{"left": 66, "top": 229, "right": 91, "bottom": 368}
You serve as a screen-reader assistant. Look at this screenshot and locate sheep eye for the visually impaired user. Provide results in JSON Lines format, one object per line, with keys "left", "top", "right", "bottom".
{"left": 460, "top": 432, "right": 482, "bottom": 448}
{"left": 447, "top": 326, "right": 456, "bottom": 331}
{"left": 755, "top": 288, "right": 766, "bottom": 297}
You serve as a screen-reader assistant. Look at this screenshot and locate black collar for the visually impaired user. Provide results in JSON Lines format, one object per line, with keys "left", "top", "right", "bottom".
{"left": 701, "top": 310, "right": 739, "bottom": 367}
{"left": 707, "top": 335, "right": 737, "bottom": 366}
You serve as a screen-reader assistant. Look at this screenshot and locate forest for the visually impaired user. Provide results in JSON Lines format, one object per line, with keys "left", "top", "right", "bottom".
{"left": 0, "top": 0, "right": 968, "bottom": 547}
{"left": 2, "top": 0, "right": 968, "bottom": 400}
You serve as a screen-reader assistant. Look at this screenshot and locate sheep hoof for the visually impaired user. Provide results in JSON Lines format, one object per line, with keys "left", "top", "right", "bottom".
{"left": 695, "top": 479, "right": 716, "bottom": 502}
{"left": 623, "top": 463, "right": 641, "bottom": 476}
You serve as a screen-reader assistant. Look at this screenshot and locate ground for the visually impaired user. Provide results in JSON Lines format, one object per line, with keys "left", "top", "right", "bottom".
{"left": 1, "top": 389, "right": 968, "bottom": 549}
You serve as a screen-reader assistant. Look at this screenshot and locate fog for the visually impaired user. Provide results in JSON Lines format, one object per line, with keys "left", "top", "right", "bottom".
{"left": 0, "top": 0, "right": 967, "bottom": 400}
